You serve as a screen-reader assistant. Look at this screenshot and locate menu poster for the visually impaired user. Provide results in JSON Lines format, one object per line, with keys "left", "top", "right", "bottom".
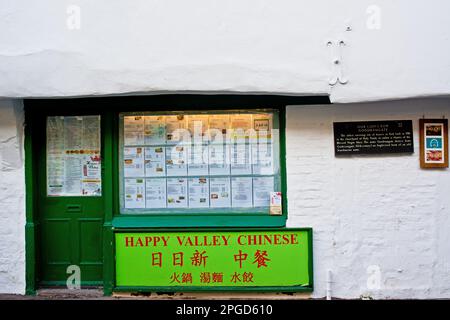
{"left": 64, "top": 116, "right": 83, "bottom": 150}
{"left": 165, "top": 115, "right": 188, "bottom": 144}
{"left": 209, "top": 143, "right": 230, "bottom": 176}
{"left": 124, "top": 178, "right": 145, "bottom": 208}
{"left": 123, "top": 147, "right": 145, "bottom": 177}
{"left": 64, "top": 155, "right": 83, "bottom": 194}
{"left": 144, "top": 116, "right": 166, "bottom": 145}
{"left": 208, "top": 114, "right": 230, "bottom": 143}
{"left": 252, "top": 114, "right": 272, "bottom": 143}
{"left": 252, "top": 143, "right": 274, "bottom": 175}
{"left": 166, "top": 146, "right": 188, "bottom": 176}
{"left": 188, "top": 177, "right": 209, "bottom": 208}
{"left": 81, "top": 153, "right": 102, "bottom": 195}
{"left": 145, "top": 178, "right": 167, "bottom": 208}
{"left": 230, "top": 142, "right": 252, "bottom": 175}
{"left": 210, "top": 177, "right": 231, "bottom": 208}
{"left": 47, "top": 115, "right": 101, "bottom": 197}
{"left": 230, "top": 114, "right": 252, "bottom": 143}
{"left": 47, "top": 154, "right": 65, "bottom": 195}
{"left": 253, "top": 176, "right": 274, "bottom": 207}
{"left": 82, "top": 116, "right": 101, "bottom": 150}
{"left": 124, "top": 116, "right": 145, "bottom": 146}
{"left": 231, "top": 177, "right": 253, "bottom": 208}
{"left": 167, "top": 178, "right": 188, "bottom": 208}
{"left": 144, "top": 147, "right": 165, "bottom": 177}
{"left": 187, "top": 115, "right": 209, "bottom": 143}
{"left": 187, "top": 144, "right": 209, "bottom": 176}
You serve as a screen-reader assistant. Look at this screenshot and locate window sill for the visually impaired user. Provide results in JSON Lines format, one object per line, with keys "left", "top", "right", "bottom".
{"left": 111, "top": 215, "right": 287, "bottom": 228}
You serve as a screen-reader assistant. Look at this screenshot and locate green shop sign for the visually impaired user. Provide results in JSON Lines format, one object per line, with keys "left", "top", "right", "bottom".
{"left": 115, "top": 228, "right": 313, "bottom": 291}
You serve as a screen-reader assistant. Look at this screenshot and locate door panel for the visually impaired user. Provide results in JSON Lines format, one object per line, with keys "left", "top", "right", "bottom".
{"left": 37, "top": 113, "right": 104, "bottom": 285}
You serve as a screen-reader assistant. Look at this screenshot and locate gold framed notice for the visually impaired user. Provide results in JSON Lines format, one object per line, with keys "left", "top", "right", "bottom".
{"left": 419, "top": 119, "right": 449, "bottom": 168}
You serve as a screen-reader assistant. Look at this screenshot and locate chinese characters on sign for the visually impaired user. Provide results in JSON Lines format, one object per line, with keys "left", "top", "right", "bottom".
{"left": 119, "top": 112, "right": 281, "bottom": 213}
{"left": 115, "top": 230, "right": 312, "bottom": 288}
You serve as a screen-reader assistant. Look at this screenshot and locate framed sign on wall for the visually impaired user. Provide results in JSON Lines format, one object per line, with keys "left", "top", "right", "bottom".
{"left": 419, "top": 119, "right": 449, "bottom": 168}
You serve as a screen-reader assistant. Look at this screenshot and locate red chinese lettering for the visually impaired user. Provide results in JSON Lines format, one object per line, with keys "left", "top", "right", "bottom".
{"left": 234, "top": 250, "right": 248, "bottom": 268}
{"left": 200, "top": 272, "right": 211, "bottom": 283}
{"left": 190, "top": 250, "right": 208, "bottom": 267}
{"left": 152, "top": 252, "right": 162, "bottom": 267}
{"left": 173, "top": 252, "right": 184, "bottom": 267}
{"left": 181, "top": 273, "right": 192, "bottom": 284}
{"left": 230, "top": 272, "right": 241, "bottom": 283}
{"left": 169, "top": 272, "right": 180, "bottom": 283}
{"left": 212, "top": 272, "right": 224, "bottom": 283}
{"left": 242, "top": 272, "right": 254, "bottom": 283}
{"left": 253, "top": 250, "right": 270, "bottom": 268}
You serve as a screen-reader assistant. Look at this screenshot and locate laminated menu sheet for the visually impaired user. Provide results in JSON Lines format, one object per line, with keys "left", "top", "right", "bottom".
{"left": 47, "top": 115, "right": 102, "bottom": 196}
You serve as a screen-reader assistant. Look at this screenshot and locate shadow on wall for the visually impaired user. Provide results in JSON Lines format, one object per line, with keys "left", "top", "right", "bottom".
{"left": 0, "top": 99, "right": 24, "bottom": 172}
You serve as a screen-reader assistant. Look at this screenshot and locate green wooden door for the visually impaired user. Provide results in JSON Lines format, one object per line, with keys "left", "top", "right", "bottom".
{"left": 36, "top": 113, "right": 104, "bottom": 286}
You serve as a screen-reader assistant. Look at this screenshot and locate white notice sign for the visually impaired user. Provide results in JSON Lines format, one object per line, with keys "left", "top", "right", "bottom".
{"left": 231, "top": 177, "right": 253, "bottom": 208}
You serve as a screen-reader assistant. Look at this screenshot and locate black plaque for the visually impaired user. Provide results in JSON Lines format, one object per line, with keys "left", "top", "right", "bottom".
{"left": 334, "top": 120, "right": 414, "bottom": 155}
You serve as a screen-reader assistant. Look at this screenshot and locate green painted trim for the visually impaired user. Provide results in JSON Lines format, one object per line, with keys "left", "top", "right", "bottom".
{"left": 113, "top": 227, "right": 313, "bottom": 292}
{"left": 24, "top": 106, "right": 37, "bottom": 295}
{"left": 102, "top": 111, "right": 114, "bottom": 296}
{"left": 112, "top": 215, "right": 287, "bottom": 228}
{"left": 112, "top": 107, "right": 287, "bottom": 227}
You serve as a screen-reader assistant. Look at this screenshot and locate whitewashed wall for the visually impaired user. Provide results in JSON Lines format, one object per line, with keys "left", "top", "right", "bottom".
{"left": 0, "top": 0, "right": 449, "bottom": 102}
{"left": 286, "top": 98, "right": 450, "bottom": 299}
{"left": 0, "top": 99, "right": 25, "bottom": 294}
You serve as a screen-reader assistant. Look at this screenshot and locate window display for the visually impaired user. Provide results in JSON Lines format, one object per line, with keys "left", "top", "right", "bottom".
{"left": 119, "top": 111, "right": 280, "bottom": 213}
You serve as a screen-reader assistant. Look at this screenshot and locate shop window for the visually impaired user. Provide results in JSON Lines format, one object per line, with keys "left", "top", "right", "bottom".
{"left": 46, "top": 115, "right": 102, "bottom": 196}
{"left": 118, "top": 110, "right": 281, "bottom": 214}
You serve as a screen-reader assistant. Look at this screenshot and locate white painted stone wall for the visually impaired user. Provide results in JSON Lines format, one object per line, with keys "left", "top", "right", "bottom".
{"left": 0, "top": 99, "right": 25, "bottom": 294}
{"left": 1, "top": 97, "right": 450, "bottom": 298}
{"left": 286, "top": 98, "right": 450, "bottom": 299}
{"left": 1, "top": 1, "right": 449, "bottom": 102}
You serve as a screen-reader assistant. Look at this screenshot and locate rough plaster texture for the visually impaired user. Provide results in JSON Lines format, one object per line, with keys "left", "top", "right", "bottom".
{"left": 0, "top": 99, "right": 25, "bottom": 294}
{"left": 286, "top": 98, "right": 450, "bottom": 299}
{"left": 0, "top": 97, "right": 450, "bottom": 298}
{"left": 0, "top": 1, "right": 449, "bottom": 102}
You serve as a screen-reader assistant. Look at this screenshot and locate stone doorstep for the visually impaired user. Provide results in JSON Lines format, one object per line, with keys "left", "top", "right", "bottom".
{"left": 22, "top": 288, "right": 311, "bottom": 300}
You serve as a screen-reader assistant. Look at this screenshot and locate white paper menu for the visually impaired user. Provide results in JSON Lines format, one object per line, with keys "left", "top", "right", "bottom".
{"left": 165, "top": 145, "right": 188, "bottom": 176}
{"left": 209, "top": 143, "right": 230, "bottom": 176}
{"left": 145, "top": 178, "right": 167, "bottom": 208}
{"left": 123, "top": 147, "right": 145, "bottom": 177}
{"left": 231, "top": 177, "right": 253, "bottom": 208}
{"left": 251, "top": 143, "right": 274, "bottom": 175}
{"left": 208, "top": 114, "right": 230, "bottom": 143}
{"left": 167, "top": 178, "right": 188, "bottom": 208}
{"left": 47, "top": 115, "right": 102, "bottom": 197}
{"left": 124, "top": 178, "right": 145, "bottom": 208}
{"left": 165, "top": 115, "right": 188, "bottom": 144}
{"left": 187, "top": 115, "right": 209, "bottom": 143}
{"left": 252, "top": 176, "right": 274, "bottom": 207}
{"left": 187, "top": 144, "right": 209, "bottom": 176}
{"left": 144, "top": 147, "right": 165, "bottom": 177}
{"left": 230, "top": 143, "right": 252, "bottom": 175}
{"left": 210, "top": 177, "right": 231, "bottom": 208}
{"left": 124, "top": 116, "right": 145, "bottom": 146}
{"left": 188, "top": 177, "right": 210, "bottom": 208}
{"left": 144, "top": 116, "right": 166, "bottom": 145}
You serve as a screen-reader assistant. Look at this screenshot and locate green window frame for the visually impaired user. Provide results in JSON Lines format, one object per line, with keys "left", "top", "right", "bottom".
{"left": 111, "top": 106, "right": 288, "bottom": 228}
